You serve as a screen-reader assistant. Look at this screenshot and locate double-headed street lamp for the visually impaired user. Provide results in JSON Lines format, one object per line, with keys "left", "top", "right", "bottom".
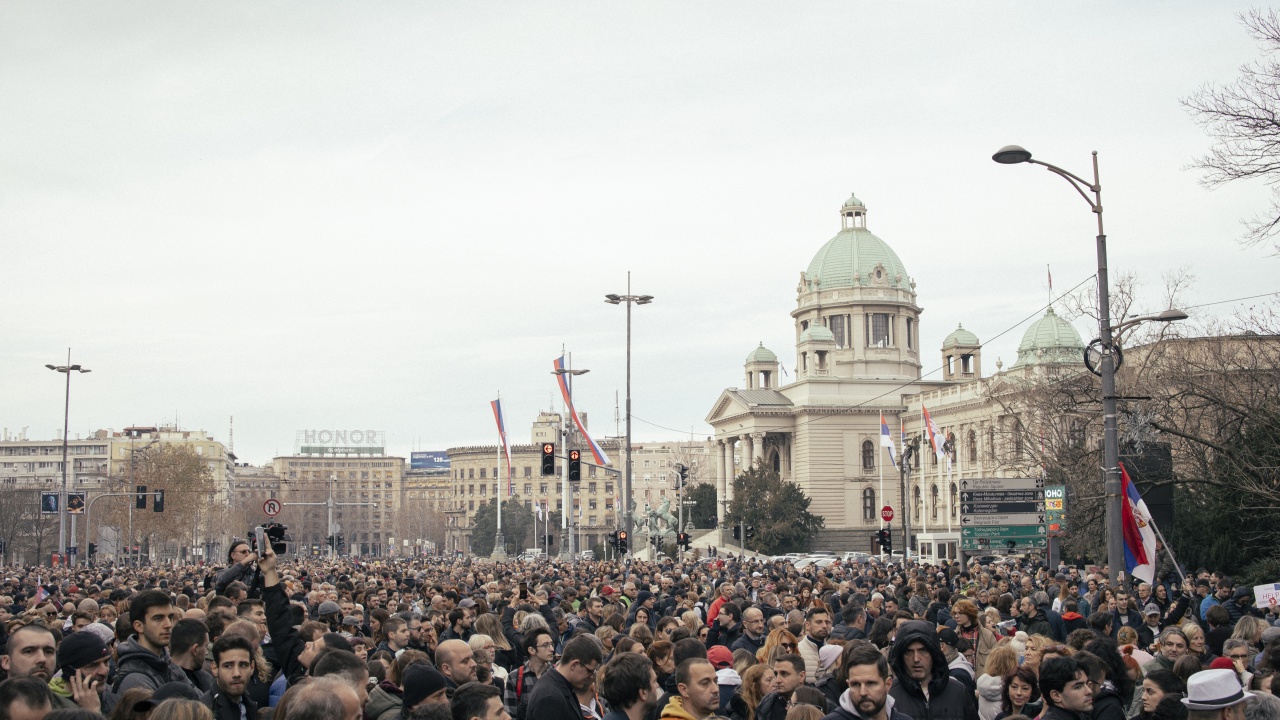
{"left": 46, "top": 350, "right": 91, "bottom": 563}
{"left": 606, "top": 272, "right": 653, "bottom": 548}
{"left": 993, "top": 146, "right": 1184, "bottom": 586}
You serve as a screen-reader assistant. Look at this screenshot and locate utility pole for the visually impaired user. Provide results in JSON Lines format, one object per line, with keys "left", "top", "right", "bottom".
{"left": 46, "top": 351, "right": 90, "bottom": 563}
{"left": 900, "top": 436, "right": 917, "bottom": 560}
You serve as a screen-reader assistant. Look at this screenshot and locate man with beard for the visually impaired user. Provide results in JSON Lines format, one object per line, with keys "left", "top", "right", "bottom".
{"left": 821, "top": 643, "right": 911, "bottom": 720}
{"left": 799, "top": 607, "right": 834, "bottom": 680}
{"left": 204, "top": 634, "right": 258, "bottom": 720}
{"left": 525, "top": 635, "right": 603, "bottom": 720}
{"left": 1038, "top": 656, "right": 1095, "bottom": 720}
{"left": 115, "top": 589, "right": 192, "bottom": 694}
{"left": 1, "top": 625, "right": 57, "bottom": 682}
{"left": 600, "top": 652, "right": 663, "bottom": 720}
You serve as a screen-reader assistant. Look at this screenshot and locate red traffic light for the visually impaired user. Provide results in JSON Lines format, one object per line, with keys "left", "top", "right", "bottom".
{"left": 569, "top": 450, "right": 580, "bottom": 461}
{"left": 617, "top": 530, "right": 628, "bottom": 540}
{"left": 542, "top": 443, "right": 554, "bottom": 454}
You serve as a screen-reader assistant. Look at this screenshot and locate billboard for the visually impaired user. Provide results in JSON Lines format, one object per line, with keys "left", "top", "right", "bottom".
{"left": 295, "top": 429, "right": 385, "bottom": 456}
{"left": 411, "top": 452, "right": 450, "bottom": 471}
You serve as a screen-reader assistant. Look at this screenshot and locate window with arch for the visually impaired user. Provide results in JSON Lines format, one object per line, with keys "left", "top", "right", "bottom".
{"left": 950, "top": 483, "right": 958, "bottom": 519}
{"left": 862, "top": 440, "right": 874, "bottom": 470}
{"left": 862, "top": 487, "right": 876, "bottom": 521}
{"left": 967, "top": 430, "right": 978, "bottom": 464}
{"left": 913, "top": 486, "right": 922, "bottom": 519}
{"left": 987, "top": 427, "right": 996, "bottom": 461}
{"left": 1013, "top": 421, "right": 1025, "bottom": 458}
{"left": 931, "top": 485, "right": 939, "bottom": 521}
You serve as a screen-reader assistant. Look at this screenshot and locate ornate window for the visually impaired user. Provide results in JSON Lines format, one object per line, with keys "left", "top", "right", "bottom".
{"left": 931, "top": 485, "right": 939, "bottom": 521}
{"left": 968, "top": 430, "right": 978, "bottom": 464}
{"left": 950, "top": 483, "right": 958, "bottom": 519}
{"left": 862, "top": 440, "right": 875, "bottom": 470}
{"left": 867, "top": 313, "right": 891, "bottom": 348}
{"left": 862, "top": 488, "right": 876, "bottom": 521}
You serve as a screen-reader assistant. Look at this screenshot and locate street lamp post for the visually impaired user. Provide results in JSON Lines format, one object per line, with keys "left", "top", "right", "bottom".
{"left": 606, "top": 272, "right": 653, "bottom": 552}
{"left": 993, "top": 146, "right": 1185, "bottom": 586}
{"left": 46, "top": 350, "right": 90, "bottom": 565}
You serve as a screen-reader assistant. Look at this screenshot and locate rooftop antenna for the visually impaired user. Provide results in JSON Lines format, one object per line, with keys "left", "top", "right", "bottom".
{"left": 614, "top": 390, "right": 621, "bottom": 437}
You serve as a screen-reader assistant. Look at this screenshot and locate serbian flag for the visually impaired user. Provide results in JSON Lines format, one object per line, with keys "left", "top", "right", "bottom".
{"left": 880, "top": 413, "right": 897, "bottom": 468}
{"left": 922, "top": 404, "right": 944, "bottom": 459}
{"left": 553, "top": 356, "right": 611, "bottom": 466}
{"left": 1120, "top": 463, "right": 1158, "bottom": 584}
{"left": 490, "top": 398, "right": 513, "bottom": 496}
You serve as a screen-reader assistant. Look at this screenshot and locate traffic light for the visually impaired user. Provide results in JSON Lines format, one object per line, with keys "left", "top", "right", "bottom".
{"left": 545, "top": 534, "right": 555, "bottom": 547}
{"left": 746, "top": 525, "right": 755, "bottom": 539}
{"left": 326, "top": 535, "right": 335, "bottom": 548}
{"left": 616, "top": 530, "right": 628, "bottom": 553}
{"left": 136, "top": 485, "right": 147, "bottom": 509}
{"left": 88, "top": 543, "right": 97, "bottom": 558}
{"left": 541, "top": 443, "right": 555, "bottom": 475}
{"left": 608, "top": 531, "right": 618, "bottom": 550}
{"left": 676, "top": 464, "right": 688, "bottom": 488}
{"left": 876, "top": 529, "right": 892, "bottom": 552}
{"left": 677, "top": 532, "right": 690, "bottom": 548}
{"left": 568, "top": 450, "right": 581, "bottom": 483}
{"left": 153, "top": 489, "right": 164, "bottom": 513}
{"left": 1006, "top": 540, "right": 1017, "bottom": 555}
{"left": 733, "top": 525, "right": 741, "bottom": 540}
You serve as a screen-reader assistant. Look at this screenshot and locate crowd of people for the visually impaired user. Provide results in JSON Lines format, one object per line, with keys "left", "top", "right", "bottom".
{"left": 0, "top": 542, "right": 1277, "bottom": 720}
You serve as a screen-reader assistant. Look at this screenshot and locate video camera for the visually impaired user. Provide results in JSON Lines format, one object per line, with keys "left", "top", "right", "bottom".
{"left": 249, "top": 522, "right": 289, "bottom": 556}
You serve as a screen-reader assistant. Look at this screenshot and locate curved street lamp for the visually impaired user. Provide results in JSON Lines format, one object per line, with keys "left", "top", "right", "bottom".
{"left": 993, "top": 146, "right": 1184, "bottom": 587}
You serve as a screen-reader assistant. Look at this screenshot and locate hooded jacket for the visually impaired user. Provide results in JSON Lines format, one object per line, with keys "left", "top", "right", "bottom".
{"left": 365, "top": 680, "right": 404, "bottom": 720}
{"left": 113, "top": 637, "right": 192, "bottom": 695}
{"left": 821, "top": 687, "right": 914, "bottom": 720}
{"left": 975, "top": 674, "right": 1004, "bottom": 720}
{"left": 887, "top": 621, "right": 979, "bottom": 720}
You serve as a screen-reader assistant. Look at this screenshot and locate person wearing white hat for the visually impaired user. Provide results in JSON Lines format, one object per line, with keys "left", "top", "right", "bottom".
{"left": 1182, "top": 668, "right": 1253, "bottom": 720}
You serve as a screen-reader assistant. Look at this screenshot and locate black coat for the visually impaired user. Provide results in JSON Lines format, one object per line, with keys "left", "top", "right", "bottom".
{"left": 263, "top": 581, "right": 308, "bottom": 687}
{"left": 1091, "top": 687, "right": 1126, "bottom": 720}
{"left": 203, "top": 687, "right": 258, "bottom": 720}
{"left": 888, "top": 621, "right": 979, "bottom": 720}
{"left": 524, "top": 666, "right": 581, "bottom": 720}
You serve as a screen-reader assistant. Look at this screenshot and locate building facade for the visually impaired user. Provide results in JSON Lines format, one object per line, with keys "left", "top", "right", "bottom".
{"left": 271, "top": 452, "right": 405, "bottom": 556}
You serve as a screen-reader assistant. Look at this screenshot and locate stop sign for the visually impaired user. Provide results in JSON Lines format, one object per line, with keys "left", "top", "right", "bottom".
{"left": 881, "top": 506, "right": 894, "bottom": 522}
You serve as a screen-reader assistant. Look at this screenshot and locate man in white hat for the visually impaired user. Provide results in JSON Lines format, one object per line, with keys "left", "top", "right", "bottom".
{"left": 1182, "top": 669, "right": 1253, "bottom": 720}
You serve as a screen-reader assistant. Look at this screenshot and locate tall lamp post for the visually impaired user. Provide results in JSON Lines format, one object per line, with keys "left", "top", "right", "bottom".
{"left": 606, "top": 272, "right": 653, "bottom": 551}
{"left": 46, "top": 350, "right": 90, "bottom": 564}
{"left": 993, "top": 146, "right": 1184, "bottom": 586}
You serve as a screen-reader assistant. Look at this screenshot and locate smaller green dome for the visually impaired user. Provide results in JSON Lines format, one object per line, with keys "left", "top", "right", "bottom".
{"left": 1011, "top": 307, "right": 1085, "bottom": 369}
{"left": 800, "top": 325, "right": 836, "bottom": 343}
{"left": 943, "top": 324, "right": 980, "bottom": 348}
{"left": 746, "top": 343, "right": 777, "bottom": 364}
{"left": 842, "top": 193, "right": 865, "bottom": 209}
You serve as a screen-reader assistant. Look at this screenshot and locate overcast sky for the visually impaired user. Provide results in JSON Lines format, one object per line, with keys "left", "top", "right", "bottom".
{"left": 3, "top": 2, "right": 1275, "bottom": 465}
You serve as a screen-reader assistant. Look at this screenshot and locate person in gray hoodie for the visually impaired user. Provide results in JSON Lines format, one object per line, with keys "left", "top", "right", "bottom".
{"left": 820, "top": 643, "right": 913, "bottom": 720}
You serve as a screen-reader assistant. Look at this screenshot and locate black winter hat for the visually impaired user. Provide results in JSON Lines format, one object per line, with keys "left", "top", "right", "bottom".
{"left": 56, "top": 630, "right": 109, "bottom": 672}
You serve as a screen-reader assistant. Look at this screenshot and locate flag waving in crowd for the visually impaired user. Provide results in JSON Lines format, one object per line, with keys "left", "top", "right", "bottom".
{"left": 1121, "top": 462, "right": 1158, "bottom": 584}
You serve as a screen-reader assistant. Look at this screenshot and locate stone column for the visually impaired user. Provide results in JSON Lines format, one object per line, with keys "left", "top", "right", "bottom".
{"left": 715, "top": 439, "right": 727, "bottom": 523}
{"left": 741, "top": 434, "right": 754, "bottom": 471}
{"left": 725, "top": 439, "right": 736, "bottom": 506}
{"left": 781, "top": 435, "right": 792, "bottom": 479}
{"left": 752, "top": 432, "right": 766, "bottom": 464}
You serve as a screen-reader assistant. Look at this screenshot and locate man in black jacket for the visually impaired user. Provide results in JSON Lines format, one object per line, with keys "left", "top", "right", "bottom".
{"left": 1037, "top": 656, "right": 1094, "bottom": 720}
{"left": 203, "top": 634, "right": 258, "bottom": 720}
{"left": 888, "top": 621, "right": 978, "bottom": 720}
{"left": 525, "top": 635, "right": 603, "bottom": 720}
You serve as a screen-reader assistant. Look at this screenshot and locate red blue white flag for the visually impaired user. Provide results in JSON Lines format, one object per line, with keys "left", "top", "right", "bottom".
{"left": 1120, "top": 462, "right": 1158, "bottom": 584}
{"left": 922, "top": 404, "right": 943, "bottom": 459}
{"left": 880, "top": 413, "right": 897, "bottom": 468}
{"left": 490, "top": 398, "right": 513, "bottom": 496}
{"left": 553, "top": 355, "right": 611, "bottom": 467}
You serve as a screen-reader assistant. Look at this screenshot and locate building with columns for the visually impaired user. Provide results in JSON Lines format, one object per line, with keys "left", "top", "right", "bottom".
{"left": 706, "top": 193, "right": 1095, "bottom": 556}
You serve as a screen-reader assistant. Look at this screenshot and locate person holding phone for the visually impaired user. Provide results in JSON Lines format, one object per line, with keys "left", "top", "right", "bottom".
{"left": 48, "top": 628, "right": 111, "bottom": 713}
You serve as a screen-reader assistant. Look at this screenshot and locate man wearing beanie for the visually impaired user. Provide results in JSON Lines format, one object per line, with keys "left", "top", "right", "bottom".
{"left": 50, "top": 629, "right": 111, "bottom": 713}
{"left": 401, "top": 663, "right": 450, "bottom": 713}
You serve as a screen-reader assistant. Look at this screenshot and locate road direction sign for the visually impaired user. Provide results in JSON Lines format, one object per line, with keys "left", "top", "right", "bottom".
{"left": 881, "top": 506, "right": 894, "bottom": 522}
{"left": 958, "top": 478, "right": 1045, "bottom": 491}
{"left": 961, "top": 502, "right": 1042, "bottom": 514}
{"left": 263, "top": 499, "right": 282, "bottom": 517}
{"left": 961, "top": 512, "right": 1046, "bottom": 527}
{"left": 963, "top": 537, "right": 1048, "bottom": 550}
{"left": 961, "top": 525, "right": 1046, "bottom": 539}
{"left": 960, "top": 490, "right": 1044, "bottom": 503}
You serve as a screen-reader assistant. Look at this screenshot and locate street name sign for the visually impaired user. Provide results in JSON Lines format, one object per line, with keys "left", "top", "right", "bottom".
{"left": 961, "top": 512, "right": 1046, "bottom": 527}
{"left": 958, "top": 478, "right": 1045, "bottom": 491}
{"left": 961, "top": 525, "right": 1046, "bottom": 539}
{"left": 959, "top": 477, "right": 1047, "bottom": 548}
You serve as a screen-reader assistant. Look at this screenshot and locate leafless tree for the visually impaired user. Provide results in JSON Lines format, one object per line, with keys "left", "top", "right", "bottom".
{"left": 1183, "top": 9, "right": 1280, "bottom": 250}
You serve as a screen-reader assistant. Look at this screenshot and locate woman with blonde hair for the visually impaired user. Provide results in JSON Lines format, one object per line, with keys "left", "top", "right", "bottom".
{"left": 757, "top": 628, "right": 799, "bottom": 665}
{"left": 977, "top": 645, "right": 1019, "bottom": 720}
{"left": 680, "top": 610, "right": 702, "bottom": 634}
{"left": 475, "top": 613, "right": 517, "bottom": 670}
{"left": 739, "top": 663, "right": 775, "bottom": 720}
{"left": 1022, "top": 633, "right": 1053, "bottom": 675}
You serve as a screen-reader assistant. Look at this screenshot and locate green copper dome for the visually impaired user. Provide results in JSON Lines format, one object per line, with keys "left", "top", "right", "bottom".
{"left": 805, "top": 196, "right": 910, "bottom": 290}
{"left": 1010, "top": 307, "right": 1085, "bottom": 369}
{"left": 746, "top": 343, "right": 777, "bottom": 364}
{"left": 943, "top": 324, "right": 980, "bottom": 348}
{"left": 799, "top": 325, "right": 836, "bottom": 343}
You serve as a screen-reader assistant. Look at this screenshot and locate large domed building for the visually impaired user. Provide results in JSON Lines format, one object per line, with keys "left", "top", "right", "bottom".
{"left": 706, "top": 194, "right": 1090, "bottom": 556}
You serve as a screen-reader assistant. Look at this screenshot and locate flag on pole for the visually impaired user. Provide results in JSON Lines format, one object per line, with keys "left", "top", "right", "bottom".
{"left": 880, "top": 413, "right": 897, "bottom": 468}
{"left": 536, "top": 503, "right": 543, "bottom": 521}
{"left": 1120, "top": 463, "right": 1158, "bottom": 584}
{"left": 1047, "top": 264, "right": 1053, "bottom": 294}
{"left": 922, "top": 404, "right": 944, "bottom": 459}
{"left": 490, "top": 398, "right": 513, "bottom": 496}
{"left": 553, "top": 355, "right": 611, "bottom": 466}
